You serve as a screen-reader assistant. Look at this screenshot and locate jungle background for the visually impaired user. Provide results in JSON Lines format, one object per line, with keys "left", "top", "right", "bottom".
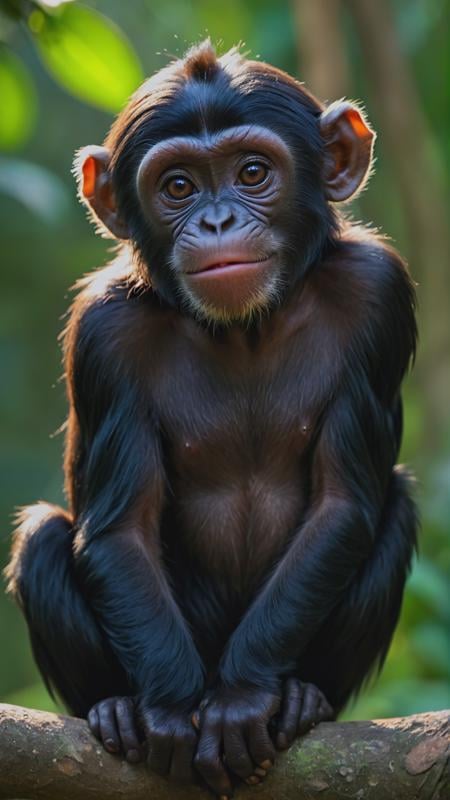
{"left": 0, "top": 0, "right": 448, "bottom": 721}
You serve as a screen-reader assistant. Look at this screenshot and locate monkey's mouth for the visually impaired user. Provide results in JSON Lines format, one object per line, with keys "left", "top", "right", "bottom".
{"left": 184, "top": 254, "right": 275, "bottom": 314}
{"left": 188, "top": 255, "right": 272, "bottom": 277}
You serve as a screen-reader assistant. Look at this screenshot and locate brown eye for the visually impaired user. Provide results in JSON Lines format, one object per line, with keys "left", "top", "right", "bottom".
{"left": 238, "top": 161, "right": 269, "bottom": 187}
{"left": 164, "top": 175, "right": 196, "bottom": 200}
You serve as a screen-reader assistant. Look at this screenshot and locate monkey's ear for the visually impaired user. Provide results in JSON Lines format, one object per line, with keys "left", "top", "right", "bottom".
{"left": 74, "top": 145, "right": 130, "bottom": 239}
{"left": 320, "top": 102, "right": 375, "bottom": 202}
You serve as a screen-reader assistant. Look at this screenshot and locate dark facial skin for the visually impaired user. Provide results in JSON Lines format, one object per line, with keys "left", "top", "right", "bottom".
{"left": 6, "top": 43, "right": 417, "bottom": 798}
{"left": 135, "top": 125, "right": 295, "bottom": 322}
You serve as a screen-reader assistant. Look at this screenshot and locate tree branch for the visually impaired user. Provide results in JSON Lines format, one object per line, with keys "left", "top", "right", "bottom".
{"left": 0, "top": 704, "right": 448, "bottom": 799}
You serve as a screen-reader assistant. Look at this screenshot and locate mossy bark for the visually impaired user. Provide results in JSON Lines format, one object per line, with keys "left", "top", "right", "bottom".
{"left": 0, "top": 704, "right": 448, "bottom": 799}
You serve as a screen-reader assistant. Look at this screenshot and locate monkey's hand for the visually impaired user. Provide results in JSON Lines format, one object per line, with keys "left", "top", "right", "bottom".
{"left": 88, "top": 695, "right": 199, "bottom": 783}
{"left": 192, "top": 685, "right": 280, "bottom": 797}
{"left": 138, "top": 701, "right": 199, "bottom": 784}
{"left": 88, "top": 696, "right": 144, "bottom": 764}
{"left": 273, "top": 678, "right": 334, "bottom": 750}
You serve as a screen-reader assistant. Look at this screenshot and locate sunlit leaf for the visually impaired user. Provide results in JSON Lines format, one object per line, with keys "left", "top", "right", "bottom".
{"left": 38, "top": 0, "right": 74, "bottom": 8}
{"left": 0, "top": 157, "right": 70, "bottom": 223}
{"left": 0, "top": 49, "right": 37, "bottom": 150}
{"left": 31, "top": 4, "right": 144, "bottom": 113}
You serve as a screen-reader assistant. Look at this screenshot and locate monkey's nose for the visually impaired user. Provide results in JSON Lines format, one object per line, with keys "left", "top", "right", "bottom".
{"left": 200, "top": 203, "right": 235, "bottom": 234}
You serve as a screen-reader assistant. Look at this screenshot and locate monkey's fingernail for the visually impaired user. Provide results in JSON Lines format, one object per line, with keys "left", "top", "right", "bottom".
{"left": 254, "top": 767, "right": 266, "bottom": 777}
{"left": 277, "top": 732, "right": 289, "bottom": 749}
{"left": 105, "top": 738, "right": 119, "bottom": 753}
{"left": 260, "top": 759, "right": 274, "bottom": 769}
{"left": 126, "top": 749, "right": 140, "bottom": 763}
{"left": 246, "top": 775, "right": 260, "bottom": 785}
{"left": 191, "top": 712, "right": 200, "bottom": 730}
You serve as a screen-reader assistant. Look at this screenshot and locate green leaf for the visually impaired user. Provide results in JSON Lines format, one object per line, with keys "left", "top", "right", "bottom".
{"left": 0, "top": 49, "right": 37, "bottom": 150}
{"left": 31, "top": 4, "right": 144, "bottom": 113}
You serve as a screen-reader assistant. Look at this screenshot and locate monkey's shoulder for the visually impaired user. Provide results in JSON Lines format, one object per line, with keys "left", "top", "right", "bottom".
{"left": 63, "top": 260, "right": 164, "bottom": 374}
{"left": 308, "top": 232, "right": 416, "bottom": 342}
{"left": 311, "top": 232, "right": 414, "bottom": 313}
{"left": 303, "top": 231, "right": 417, "bottom": 394}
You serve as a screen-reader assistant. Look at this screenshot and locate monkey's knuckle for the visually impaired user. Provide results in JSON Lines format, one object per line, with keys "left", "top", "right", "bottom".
{"left": 194, "top": 753, "right": 218, "bottom": 774}
{"left": 115, "top": 697, "right": 130, "bottom": 715}
{"left": 205, "top": 707, "right": 223, "bottom": 726}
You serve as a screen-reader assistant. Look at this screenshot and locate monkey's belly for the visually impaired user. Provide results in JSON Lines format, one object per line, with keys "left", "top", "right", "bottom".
{"left": 173, "top": 474, "right": 305, "bottom": 577}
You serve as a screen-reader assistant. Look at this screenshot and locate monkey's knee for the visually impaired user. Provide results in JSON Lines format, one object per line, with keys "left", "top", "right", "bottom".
{"left": 5, "top": 502, "right": 73, "bottom": 613}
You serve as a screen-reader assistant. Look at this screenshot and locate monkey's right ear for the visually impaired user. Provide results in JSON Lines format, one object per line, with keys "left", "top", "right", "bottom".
{"left": 74, "top": 146, "right": 130, "bottom": 240}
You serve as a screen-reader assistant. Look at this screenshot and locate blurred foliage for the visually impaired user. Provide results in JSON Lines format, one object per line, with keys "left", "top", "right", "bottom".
{"left": 0, "top": 0, "right": 448, "bottom": 722}
{"left": 31, "top": 3, "right": 143, "bottom": 112}
{"left": 0, "top": 47, "right": 37, "bottom": 148}
{"left": 0, "top": 0, "right": 143, "bottom": 122}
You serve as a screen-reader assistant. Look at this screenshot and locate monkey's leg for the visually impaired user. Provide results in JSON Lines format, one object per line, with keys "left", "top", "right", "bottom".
{"left": 5, "top": 503, "right": 143, "bottom": 761}
{"left": 275, "top": 467, "right": 418, "bottom": 747}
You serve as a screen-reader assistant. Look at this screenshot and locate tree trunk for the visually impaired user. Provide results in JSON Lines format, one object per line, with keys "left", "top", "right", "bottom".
{"left": 0, "top": 704, "right": 448, "bottom": 799}
{"left": 346, "top": 0, "right": 450, "bottom": 449}
{"left": 292, "top": 0, "right": 350, "bottom": 100}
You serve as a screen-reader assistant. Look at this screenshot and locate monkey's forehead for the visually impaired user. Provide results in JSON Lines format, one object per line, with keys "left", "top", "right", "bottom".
{"left": 136, "top": 125, "right": 294, "bottom": 182}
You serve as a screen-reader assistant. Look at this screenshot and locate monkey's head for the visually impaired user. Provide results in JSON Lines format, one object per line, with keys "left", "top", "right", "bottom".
{"left": 76, "top": 41, "right": 374, "bottom": 324}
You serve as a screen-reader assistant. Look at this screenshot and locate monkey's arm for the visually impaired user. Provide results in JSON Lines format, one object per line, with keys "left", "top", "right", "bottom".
{"left": 67, "top": 297, "right": 204, "bottom": 711}
{"left": 219, "top": 381, "right": 397, "bottom": 692}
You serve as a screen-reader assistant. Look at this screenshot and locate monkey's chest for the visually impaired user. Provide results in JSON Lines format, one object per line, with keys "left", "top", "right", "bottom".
{"left": 156, "top": 366, "right": 317, "bottom": 582}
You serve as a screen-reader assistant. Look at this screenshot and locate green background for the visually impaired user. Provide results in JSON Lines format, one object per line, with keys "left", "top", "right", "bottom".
{"left": 0, "top": 0, "right": 448, "bottom": 720}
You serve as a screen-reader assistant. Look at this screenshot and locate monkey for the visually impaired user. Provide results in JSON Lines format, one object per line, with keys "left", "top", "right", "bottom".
{"left": 6, "top": 41, "right": 417, "bottom": 797}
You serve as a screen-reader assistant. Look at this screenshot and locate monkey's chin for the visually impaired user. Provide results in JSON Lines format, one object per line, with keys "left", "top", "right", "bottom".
{"left": 183, "top": 258, "right": 279, "bottom": 323}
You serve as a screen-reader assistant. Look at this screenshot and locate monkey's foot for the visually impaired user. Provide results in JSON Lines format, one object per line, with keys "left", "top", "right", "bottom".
{"left": 274, "top": 678, "right": 333, "bottom": 750}
{"left": 87, "top": 696, "right": 143, "bottom": 763}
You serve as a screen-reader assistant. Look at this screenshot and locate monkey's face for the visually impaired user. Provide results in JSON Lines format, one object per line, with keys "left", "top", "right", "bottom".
{"left": 77, "top": 47, "right": 374, "bottom": 325}
{"left": 135, "top": 125, "right": 295, "bottom": 323}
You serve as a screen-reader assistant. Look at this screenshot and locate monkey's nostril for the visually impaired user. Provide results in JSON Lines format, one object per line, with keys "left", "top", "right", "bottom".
{"left": 201, "top": 204, "right": 235, "bottom": 234}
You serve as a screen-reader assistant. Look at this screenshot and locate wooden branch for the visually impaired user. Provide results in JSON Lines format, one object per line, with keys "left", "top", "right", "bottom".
{"left": 0, "top": 704, "right": 448, "bottom": 799}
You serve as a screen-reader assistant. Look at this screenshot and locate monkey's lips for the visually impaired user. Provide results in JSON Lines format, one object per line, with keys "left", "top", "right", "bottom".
{"left": 184, "top": 255, "right": 274, "bottom": 312}
{"left": 188, "top": 256, "right": 271, "bottom": 277}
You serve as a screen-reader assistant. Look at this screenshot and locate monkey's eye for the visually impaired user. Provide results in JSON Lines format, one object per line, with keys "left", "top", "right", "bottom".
{"left": 238, "top": 161, "right": 269, "bottom": 187}
{"left": 163, "top": 175, "right": 196, "bottom": 200}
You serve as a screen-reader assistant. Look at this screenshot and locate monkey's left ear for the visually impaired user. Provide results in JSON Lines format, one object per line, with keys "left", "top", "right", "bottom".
{"left": 320, "top": 102, "right": 375, "bottom": 202}
{"left": 74, "top": 145, "right": 130, "bottom": 239}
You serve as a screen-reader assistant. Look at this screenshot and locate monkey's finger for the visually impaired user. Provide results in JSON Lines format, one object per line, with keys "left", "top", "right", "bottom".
{"left": 97, "top": 700, "right": 121, "bottom": 754}
{"left": 170, "top": 728, "right": 197, "bottom": 784}
{"left": 87, "top": 706, "right": 101, "bottom": 739}
{"left": 194, "top": 721, "right": 232, "bottom": 798}
{"left": 147, "top": 731, "right": 173, "bottom": 776}
{"left": 248, "top": 720, "right": 276, "bottom": 771}
{"left": 114, "top": 698, "right": 143, "bottom": 763}
{"left": 223, "top": 725, "right": 253, "bottom": 781}
{"left": 276, "top": 678, "right": 303, "bottom": 749}
{"left": 318, "top": 694, "right": 334, "bottom": 721}
{"left": 297, "top": 683, "right": 320, "bottom": 736}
